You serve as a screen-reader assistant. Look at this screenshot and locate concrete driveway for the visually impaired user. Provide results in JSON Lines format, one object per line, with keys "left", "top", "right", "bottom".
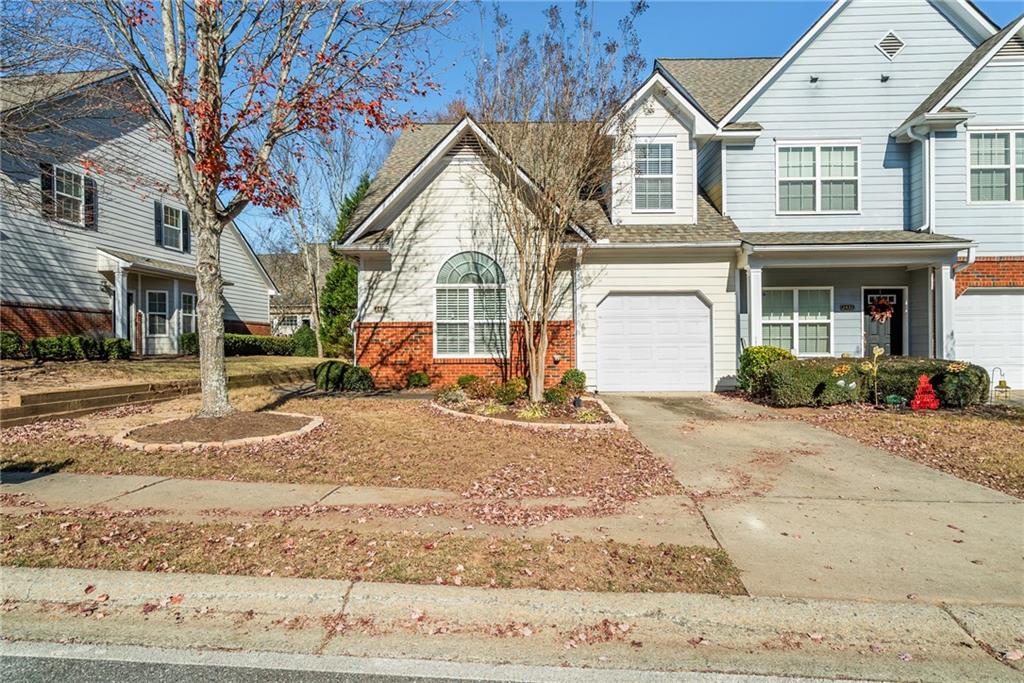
{"left": 602, "top": 393, "right": 1024, "bottom": 606}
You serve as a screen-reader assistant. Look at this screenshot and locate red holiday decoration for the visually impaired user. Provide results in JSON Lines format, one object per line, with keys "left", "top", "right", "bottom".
{"left": 910, "top": 374, "right": 939, "bottom": 411}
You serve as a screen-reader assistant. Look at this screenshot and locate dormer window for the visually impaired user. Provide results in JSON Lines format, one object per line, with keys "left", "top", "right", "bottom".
{"left": 876, "top": 31, "right": 905, "bottom": 61}
{"left": 634, "top": 141, "right": 674, "bottom": 211}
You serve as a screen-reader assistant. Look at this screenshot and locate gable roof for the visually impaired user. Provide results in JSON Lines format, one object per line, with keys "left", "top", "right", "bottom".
{"left": 258, "top": 246, "right": 332, "bottom": 310}
{"left": 898, "top": 14, "right": 1024, "bottom": 132}
{"left": 654, "top": 58, "right": 779, "bottom": 124}
{"left": 0, "top": 68, "right": 129, "bottom": 114}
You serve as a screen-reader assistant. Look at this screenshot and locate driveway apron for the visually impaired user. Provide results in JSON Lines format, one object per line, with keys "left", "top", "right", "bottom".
{"left": 602, "top": 393, "right": 1024, "bottom": 605}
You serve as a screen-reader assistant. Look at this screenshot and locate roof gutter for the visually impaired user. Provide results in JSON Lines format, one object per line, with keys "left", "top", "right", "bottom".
{"left": 577, "top": 240, "right": 741, "bottom": 250}
{"left": 743, "top": 241, "right": 976, "bottom": 253}
{"left": 953, "top": 244, "right": 977, "bottom": 273}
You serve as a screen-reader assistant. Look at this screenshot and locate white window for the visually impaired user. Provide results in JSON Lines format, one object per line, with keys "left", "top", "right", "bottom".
{"left": 147, "top": 290, "right": 169, "bottom": 336}
{"left": 54, "top": 167, "right": 84, "bottom": 224}
{"left": 435, "top": 252, "right": 507, "bottom": 357}
{"left": 181, "top": 292, "right": 197, "bottom": 334}
{"left": 634, "top": 141, "right": 673, "bottom": 210}
{"left": 163, "top": 205, "right": 183, "bottom": 250}
{"left": 763, "top": 288, "right": 833, "bottom": 356}
{"left": 280, "top": 315, "right": 298, "bottom": 328}
{"left": 777, "top": 142, "right": 859, "bottom": 214}
{"left": 969, "top": 131, "right": 1023, "bottom": 202}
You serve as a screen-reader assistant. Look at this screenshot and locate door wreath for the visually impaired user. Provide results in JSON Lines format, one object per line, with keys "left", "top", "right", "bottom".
{"left": 867, "top": 298, "right": 894, "bottom": 323}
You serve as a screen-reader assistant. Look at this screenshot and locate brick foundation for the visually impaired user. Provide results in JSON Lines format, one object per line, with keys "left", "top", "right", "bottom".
{"left": 225, "top": 319, "right": 273, "bottom": 335}
{"left": 1, "top": 301, "right": 112, "bottom": 341}
{"left": 356, "top": 320, "right": 575, "bottom": 389}
{"left": 956, "top": 256, "right": 1024, "bottom": 296}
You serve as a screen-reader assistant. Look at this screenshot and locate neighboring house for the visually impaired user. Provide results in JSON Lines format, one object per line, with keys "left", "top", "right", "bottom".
{"left": 258, "top": 246, "right": 333, "bottom": 336}
{"left": 1, "top": 69, "right": 277, "bottom": 354}
{"left": 338, "top": 0, "right": 1023, "bottom": 391}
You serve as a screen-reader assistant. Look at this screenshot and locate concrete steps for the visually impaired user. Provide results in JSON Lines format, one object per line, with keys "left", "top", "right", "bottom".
{"left": 0, "top": 367, "right": 313, "bottom": 428}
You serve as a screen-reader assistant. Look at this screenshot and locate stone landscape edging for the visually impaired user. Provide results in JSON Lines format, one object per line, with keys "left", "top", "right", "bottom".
{"left": 113, "top": 411, "right": 323, "bottom": 452}
{"left": 429, "top": 396, "right": 628, "bottom": 432}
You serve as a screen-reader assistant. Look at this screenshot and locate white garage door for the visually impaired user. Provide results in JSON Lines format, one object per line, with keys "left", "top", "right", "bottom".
{"left": 597, "top": 293, "right": 711, "bottom": 392}
{"left": 954, "top": 290, "right": 1024, "bottom": 387}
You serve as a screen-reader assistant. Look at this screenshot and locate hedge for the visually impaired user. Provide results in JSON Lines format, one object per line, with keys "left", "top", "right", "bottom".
{"left": 763, "top": 357, "right": 988, "bottom": 408}
{"left": 179, "top": 332, "right": 293, "bottom": 356}
{"left": 312, "top": 360, "right": 375, "bottom": 392}
{"left": 738, "top": 346, "right": 796, "bottom": 396}
{"left": 26, "top": 334, "right": 131, "bottom": 362}
{"left": 1, "top": 331, "right": 24, "bottom": 358}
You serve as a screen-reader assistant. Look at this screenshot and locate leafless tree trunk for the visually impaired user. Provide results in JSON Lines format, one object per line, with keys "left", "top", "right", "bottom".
{"left": 473, "top": 2, "right": 644, "bottom": 402}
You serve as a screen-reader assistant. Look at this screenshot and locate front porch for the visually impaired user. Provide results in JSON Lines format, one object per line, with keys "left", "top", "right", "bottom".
{"left": 738, "top": 233, "right": 974, "bottom": 360}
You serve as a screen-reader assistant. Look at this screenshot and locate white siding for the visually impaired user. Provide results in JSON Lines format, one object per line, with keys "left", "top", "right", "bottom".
{"left": 1, "top": 87, "right": 271, "bottom": 333}
{"left": 358, "top": 146, "right": 573, "bottom": 326}
{"left": 724, "top": 0, "right": 980, "bottom": 232}
{"left": 578, "top": 250, "right": 737, "bottom": 390}
{"left": 611, "top": 91, "right": 697, "bottom": 225}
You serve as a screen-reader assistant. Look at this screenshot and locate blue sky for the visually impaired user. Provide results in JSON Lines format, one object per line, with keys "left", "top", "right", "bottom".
{"left": 411, "top": 0, "right": 1023, "bottom": 117}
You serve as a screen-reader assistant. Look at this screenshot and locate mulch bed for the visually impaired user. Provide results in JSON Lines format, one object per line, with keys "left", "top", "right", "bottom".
{"left": 128, "top": 411, "right": 310, "bottom": 444}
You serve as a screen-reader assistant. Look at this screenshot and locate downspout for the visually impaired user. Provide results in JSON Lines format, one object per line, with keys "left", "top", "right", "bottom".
{"left": 573, "top": 246, "right": 582, "bottom": 377}
{"left": 906, "top": 126, "right": 931, "bottom": 232}
{"left": 350, "top": 256, "right": 361, "bottom": 366}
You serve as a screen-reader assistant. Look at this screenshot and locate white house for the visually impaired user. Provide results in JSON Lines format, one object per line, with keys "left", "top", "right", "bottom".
{"left": 1, "top": 69, "right": 276, "bottom": 353}
{"left": 338, "top": 0, "right": 1023, "bottom": 391}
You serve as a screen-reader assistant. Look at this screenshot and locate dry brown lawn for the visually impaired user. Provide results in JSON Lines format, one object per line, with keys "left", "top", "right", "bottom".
{"left": 0, "top": 511, "right": 743, "bottom": 594}
{"left": 1, "top": 398, "right": 681, "bottom": 502}
{"left": 796, "top": 403, "right": 1024, "bottom": 498}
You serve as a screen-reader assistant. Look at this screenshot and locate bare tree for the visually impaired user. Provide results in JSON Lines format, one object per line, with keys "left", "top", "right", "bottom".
{"left": 473, "top": 1, "right": 645, "bottom": 402}
{"left": 63, "top": 0, "right": 455, "bottom": 416}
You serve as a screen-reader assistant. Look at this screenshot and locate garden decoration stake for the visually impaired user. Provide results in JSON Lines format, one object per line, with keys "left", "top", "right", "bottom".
{"left": 910, "top": 375, "right": 940, "bottom": 411}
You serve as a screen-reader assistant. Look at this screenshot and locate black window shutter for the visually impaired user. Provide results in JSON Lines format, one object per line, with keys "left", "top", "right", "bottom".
{"left": 40, "top": 162, "right": 55, "bottom": 219}
{"left": 84, "top": 177, "right": 97, "bottom": 230}
{"left": 154, "top": 200, "right": 163, "bottom": 246}
{"left": 182, "top": 211, "right": 191, "bottom": 253}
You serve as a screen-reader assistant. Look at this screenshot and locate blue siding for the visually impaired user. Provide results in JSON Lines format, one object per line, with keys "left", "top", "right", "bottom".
{"left": 934, "top": 63, "right": 1024, "bottom": 255}
{"left": 697, "top": 140, "right": 723, "bottom": 212}
{"left": 909, "top": 139, "right": 925, "bottom": 229}
{"left": 724, "top": 0, "right": 980, "bottom": 232}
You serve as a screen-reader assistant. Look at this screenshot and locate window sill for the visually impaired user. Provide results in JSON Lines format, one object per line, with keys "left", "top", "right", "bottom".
{"left": 433, "top": 356, "right": 510, "bottom": 363}
{"left": 774, "top": 211, "right": 861, "bottom": 217}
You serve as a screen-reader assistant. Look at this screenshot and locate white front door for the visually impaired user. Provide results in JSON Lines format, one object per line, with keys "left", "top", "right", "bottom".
{"left": 954, "top": 289, "right": 1024, "bottom": 387}
{"left": 596, "top": 293, "right": 712, "bottom": 392}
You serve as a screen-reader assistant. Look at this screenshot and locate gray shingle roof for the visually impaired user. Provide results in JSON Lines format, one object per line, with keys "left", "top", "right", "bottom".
{"left": 344, "top": 122, "right": 741, "bottom": 247}
{"left": 655, "top": 57, "right": 779, "bottom": 124}
{"left": 741, "top": 230, "right": 972, "bottom": 246}
{"left": 0, "top": 68, "right": 129, "bottom": 114}
{"left": 899, "top": 16, "right": 1024, "bottom": 130}
{"left": 98, "top": 248, "right": 197, "bottom": 278}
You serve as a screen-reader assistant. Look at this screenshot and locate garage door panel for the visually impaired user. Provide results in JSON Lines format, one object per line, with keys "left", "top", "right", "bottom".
{"left": 597, "top": 293, "right": 711, "bottom": 392}
{"left": 954, "top": 290, "right": 1023, "bottom": 387}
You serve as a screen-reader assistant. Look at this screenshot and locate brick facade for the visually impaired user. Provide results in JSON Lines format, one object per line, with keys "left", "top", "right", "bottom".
{"left": 1, "top": 301, "right": 112, "bottom": 341}
{"left": 225, "top": 319, "right": 273, "bottom": 336}
{"left": 955, "top": 256, "right": 1024, "bottom": 296}
{"left": 356, "top": 320, "right": 575, "bottom": 389}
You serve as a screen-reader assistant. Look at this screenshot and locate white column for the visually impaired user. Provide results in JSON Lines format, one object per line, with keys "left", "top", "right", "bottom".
{"left": 114, "top": 267, "right": 129, "bottom": 339}
{"left": 747, "top": 266, "right": 763, "bottom": 347}
{"left": 935, "top": 264, "right": 955, "bottom": 359}
{"left": 171, "top": 279, "right": 181, "bottom": 352}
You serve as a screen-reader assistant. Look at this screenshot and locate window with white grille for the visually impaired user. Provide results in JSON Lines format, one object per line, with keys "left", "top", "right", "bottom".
{"left": 435, "top": 252, "right": 507, "bottom": 357}
{"left": 876, "top": 32, "right": 905, "bottom": 61}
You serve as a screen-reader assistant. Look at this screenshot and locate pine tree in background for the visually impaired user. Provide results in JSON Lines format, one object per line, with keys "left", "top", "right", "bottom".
{"left": 320, "top": 175, "right": 372, "bottom": 358}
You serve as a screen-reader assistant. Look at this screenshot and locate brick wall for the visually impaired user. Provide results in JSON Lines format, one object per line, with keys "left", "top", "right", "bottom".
{"left": 225, "top": 319, "right": 272, "bottom": 335}
{"left": 1, "top": 301, "right": 112, "bottom": 340}
{"left": 356, "top": 320, "right": 575, "bottom": 389}
{"left": 956, "top": 256, "right": 1024, "bottom": 296}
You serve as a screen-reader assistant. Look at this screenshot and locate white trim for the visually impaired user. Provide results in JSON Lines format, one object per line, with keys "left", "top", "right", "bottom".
{"left": 932, "top": 16, "right": 1024, "bottom": 115}
{"left": 774, "top": 140, "right": 861, "bottom": 215}
{"left": 762, "top": 286, "right": 835, "bottom": 357}
{"left": 180, "top": 291, "right": 197, "bottom": 335}
{"left": 145, "top": 289, "right": 169, "bottom": 338}
{"left": 875, "top": 30, "right": 906, "bottom": 61}
{"left": 604, "top": 71, "right": 718, "bottom": 137}
{"left": 53, "top": 165, "right": 85, "bottom": 226}
{"left": 717, "top": 0, "right": 851, "bottom": 127}
{"left": 432, "top": 251, "right": 510, "bottom": 360}
{"left": 691, "top": 141, "right": 698, "bottom": 224}
{"left": 632, "top": 138, "right": 676, "bottom": 213}
{"left": 860, "top": 286, "right": 910, "bottom": 357}
{"left": 745, "top": 241, "right": 973, "bottom": 253}
{"left": 965, "top": 128, "right": 1024, "bottom": 205}
{"left": 720, "top": 143, "right": 729, "bottom": 216}
{"left": 161, "top": 205, "right": 184, "bottom": 251}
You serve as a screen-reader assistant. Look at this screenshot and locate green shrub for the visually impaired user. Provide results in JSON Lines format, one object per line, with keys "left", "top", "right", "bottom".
{"left": 223, "top": 333, "right": 293, "bottom": 356}
{"left": 291, "top": 325, "right": 317, "bottom": 357}
{"left": 74, "top": 335, "right": 107, "bottom": 360}
{"left": 495, "top": 377, "right": 527, "bottom": 405}
{"left": 464, "top": 377, "right": 496, "bottom": 400}
{"left": 407, "top": 371, "right": 431, "bottom": 388}
{"left": 1, "top": 331, "right": 24, "bottom": 358}
{"left": 938, "top": 362, "right": 989, "bottom": 408}
{"left": 543, "top": 385, "right": 570, "bottom": 404}
{"left": 104, "top": 338, "right": 132, "bottom": 360}
{"left": 29, "top": 335, "right": 82, "bottom": 361}
{"left": 763, "top": 359, "right": 863, "bottom": 408}
{"left": 342, "top": 365, "right": 374, "bottom": 392}
{"left": 179, "top": 332, "right": 199, "bottom": 355}
{"left": 560, "top": 368, "right": 586, "bottom": 395}
{"left": 313, "top": 360, "right": 348, "bottom": 391}
{"left": 738, "top": 345, "right": 796, "bottom": 395}
{"left": 456, "top": 374, "right": 480, "bottom": 389}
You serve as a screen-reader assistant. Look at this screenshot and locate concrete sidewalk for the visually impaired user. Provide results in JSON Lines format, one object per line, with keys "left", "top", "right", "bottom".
{"left": 2, "top": 567, "right": 1022, "bottom": 682}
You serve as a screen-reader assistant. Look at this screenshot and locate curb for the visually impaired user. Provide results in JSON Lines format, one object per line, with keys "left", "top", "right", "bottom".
{"left": 429, "top": 397, "right": 628, "bottom": 432}
{"left": 113, "top": 411, "right": 323, "bottom": 452}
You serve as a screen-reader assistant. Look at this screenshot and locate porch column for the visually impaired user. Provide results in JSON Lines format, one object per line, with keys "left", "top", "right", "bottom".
{"left": 934, "top": 264, "right": 955, "bottom": 359}
{"left": 114, "top": 266, "right": 129, "bottom": 339}
{"left": 747, "top": 266, "right": 763, "bottom": 347}
{"left": 171, "top": 279, "right": 181, "bottom": 352}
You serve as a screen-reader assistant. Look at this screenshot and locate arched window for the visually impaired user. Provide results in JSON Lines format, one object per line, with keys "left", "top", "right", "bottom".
{"left": 435, "top": 252, "right": 507, "bottom": 356}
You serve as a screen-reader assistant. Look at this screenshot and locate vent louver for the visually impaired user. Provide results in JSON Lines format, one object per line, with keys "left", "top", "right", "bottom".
{"left": 994, "top": 33, "right": 1024, "bottom": 62}
{"left": 876, "top": 32, "right": 906, "bottom": 61}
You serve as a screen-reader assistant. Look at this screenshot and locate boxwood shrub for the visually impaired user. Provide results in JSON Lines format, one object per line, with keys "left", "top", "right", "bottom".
{"left": 26, "top": 334, "right": 132, "bottom": 362}
{"left": 738, "top": 345, "right": 796, "bottom": 396}
{"left": 313, "top": 360, "right": 375, "bottom": 392}
{"left": 179, "top": 331, "right": 294, "bottom": 356}
{"left": 1, "top": 331, "right": 24, "bottom": 358}
{"left": 103, "top": 338, "right": 132, "bottom": 360}
{"left": 407, "top": 371, "right": 431, "bottom": 388}
{"left": 763, "top": 356, "right": 988, "bottom": 408}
